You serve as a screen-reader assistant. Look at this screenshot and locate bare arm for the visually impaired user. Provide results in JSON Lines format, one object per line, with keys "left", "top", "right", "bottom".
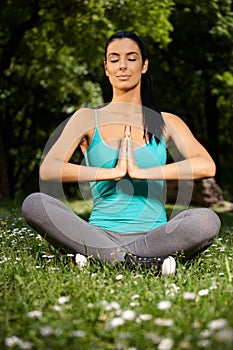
{"left": 40, "top": 109, "right": 127, "bottom": 183}
{"left": 127, "top": 113, "right": 216, "bottom": 180}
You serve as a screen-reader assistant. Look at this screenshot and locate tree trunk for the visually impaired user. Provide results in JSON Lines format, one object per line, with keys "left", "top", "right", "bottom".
{"left": 0, "top": 0, "right": 40, "bottom": 75}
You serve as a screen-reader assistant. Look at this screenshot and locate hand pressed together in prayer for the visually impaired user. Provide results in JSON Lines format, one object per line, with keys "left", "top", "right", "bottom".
{"left": 116, "top": 125, "right": 145, "bottom": 180}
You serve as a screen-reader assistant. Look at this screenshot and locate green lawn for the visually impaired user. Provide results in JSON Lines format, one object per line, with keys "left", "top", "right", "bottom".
{"left": 0, "top": 202, "right": 233, "bottom": 350}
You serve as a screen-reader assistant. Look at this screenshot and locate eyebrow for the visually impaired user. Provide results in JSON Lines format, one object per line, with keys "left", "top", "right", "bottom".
{"left": 108, "top": 51, "right": 139, "bottom": 58}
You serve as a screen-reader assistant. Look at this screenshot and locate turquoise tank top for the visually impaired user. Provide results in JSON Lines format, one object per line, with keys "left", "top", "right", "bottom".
{"left": 84, "top": 110, "right": 167, "bottom": 233}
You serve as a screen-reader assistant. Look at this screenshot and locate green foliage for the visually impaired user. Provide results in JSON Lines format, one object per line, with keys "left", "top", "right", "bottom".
{"left": 153, "top": 0, "right": 233, "bottom": 199}
{"left": 0, "top": 205, "right": 233, "bottom": 349}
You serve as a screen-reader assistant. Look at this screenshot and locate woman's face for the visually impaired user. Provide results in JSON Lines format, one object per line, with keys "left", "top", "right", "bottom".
{"left": 104, "top": 38, "right": 148, "bottom": 93}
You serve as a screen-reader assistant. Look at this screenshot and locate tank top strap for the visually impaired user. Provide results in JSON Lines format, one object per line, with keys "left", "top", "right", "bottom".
{"left": 94, "top": 109, "right": 98, "bottom": 127}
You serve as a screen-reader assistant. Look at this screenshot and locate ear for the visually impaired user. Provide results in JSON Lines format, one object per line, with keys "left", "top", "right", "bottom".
{"left": 142, "top": 58, "right": 149, "bottom": 74}
{"left": 104, "top": 61, "right": 109, "bottom": 77}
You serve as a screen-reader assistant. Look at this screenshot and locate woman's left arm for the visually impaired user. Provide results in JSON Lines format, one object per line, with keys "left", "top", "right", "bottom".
{"left": 127, "top": 113, "right": 216, "bottom": 180}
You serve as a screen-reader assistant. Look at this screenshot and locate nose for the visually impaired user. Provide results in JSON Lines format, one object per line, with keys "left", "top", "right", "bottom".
{"left": 119, "top": 58, "right": 127, "bottom": 70}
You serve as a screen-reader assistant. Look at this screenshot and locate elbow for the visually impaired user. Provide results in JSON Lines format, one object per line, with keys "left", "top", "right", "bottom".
{"left": 205, "top": 160, "right": 216, "bottom": 178}
{"left": 39, "top": 159, "right": 55, "bottom": 181}
{"left": 39, "top": 162, "right": 50, "bottom": 181}
{"left": 39, "top": 158, "right": 63, "bottom": 181}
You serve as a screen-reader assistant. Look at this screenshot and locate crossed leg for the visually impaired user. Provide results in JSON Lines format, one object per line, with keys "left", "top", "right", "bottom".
{"left": 22, "top": 193, "right": 221, "bottom": 263}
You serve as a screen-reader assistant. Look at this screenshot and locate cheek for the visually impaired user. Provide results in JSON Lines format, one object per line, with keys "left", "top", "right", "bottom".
{"left": 105, "top": 65, "right": 115, "bottom": 77}
{"left": 129, "top": 62, "right": 144, "bottom": 74}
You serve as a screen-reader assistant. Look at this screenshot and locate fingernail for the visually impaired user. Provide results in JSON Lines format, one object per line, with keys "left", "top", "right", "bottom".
{"left": 125, "top": 125, "right": 131, "bottom": 139}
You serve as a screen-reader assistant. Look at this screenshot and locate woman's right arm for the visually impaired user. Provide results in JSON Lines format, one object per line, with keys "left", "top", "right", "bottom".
{"left": 40, "top": 109, "right": 127, "bottom": 183}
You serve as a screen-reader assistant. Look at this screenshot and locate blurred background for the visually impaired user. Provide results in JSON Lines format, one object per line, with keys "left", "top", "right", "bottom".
{"left": 0, "top": 0, "right": 232, "bottom": 203}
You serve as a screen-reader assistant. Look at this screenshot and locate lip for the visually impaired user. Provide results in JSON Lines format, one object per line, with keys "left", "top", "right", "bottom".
{"left": 117, "top": 75, "right": 131, "bottom": 80}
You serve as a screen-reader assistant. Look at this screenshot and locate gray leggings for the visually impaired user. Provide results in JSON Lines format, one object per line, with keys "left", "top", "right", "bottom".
{"left": 22, "top": 192, "right": 221, "bottom": 263}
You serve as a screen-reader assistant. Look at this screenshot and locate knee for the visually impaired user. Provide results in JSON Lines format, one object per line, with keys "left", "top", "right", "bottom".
{"left": 199, "top": 208, "right": 221, "bottom": 238}
{"left": 22, "top": 192, "right": 44, "bottom": 220}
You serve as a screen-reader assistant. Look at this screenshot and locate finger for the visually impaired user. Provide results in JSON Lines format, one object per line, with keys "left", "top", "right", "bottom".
{"left": 116, "top": 138, "right": 127, "bottom": 177}
{"left": 127, "top": 137, "right": 135, "bottom": 163}
{"left": 124, "top": 125, "right": 131, "bottom": 139}
{"left": 119, "top": 138, "right": 127, "bottom": 159}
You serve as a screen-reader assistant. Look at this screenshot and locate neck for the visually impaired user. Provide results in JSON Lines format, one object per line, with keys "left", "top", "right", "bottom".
{"left": 104, "top": 102, "right": 143, "bottom": 125}
{"left": 111, "top": 86, "right": 142, "bottom": 105}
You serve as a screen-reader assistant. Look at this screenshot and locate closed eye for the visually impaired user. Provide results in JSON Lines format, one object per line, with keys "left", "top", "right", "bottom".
{"left": 108, "top": 51, "right": 139, "bottom": 63}
{"left": 110, "top": 58, "right": 137, "bottom": 63}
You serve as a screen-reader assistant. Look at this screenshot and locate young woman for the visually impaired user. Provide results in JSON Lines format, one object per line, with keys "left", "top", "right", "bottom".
{"left": 22, "top": 31, "right": 221, "bottom": 275}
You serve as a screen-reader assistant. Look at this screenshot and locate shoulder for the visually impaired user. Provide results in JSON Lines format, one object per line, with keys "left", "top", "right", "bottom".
{"left": 69, "top": 108, "right": 95, "bottom": 124}
{"left": 65, "top": 108, "right": 96, "bottom": 134}
{"left": 162, "top": 112, "right": 196, "bottom": 145}
{"left": 162, "top": 112, "right": 190, "bottom": 135}
{"left": 162, "top": 112, "right": 184, "bottom": 125}
{"left": 54, "top": 108, "right": 96, "bottom": 147}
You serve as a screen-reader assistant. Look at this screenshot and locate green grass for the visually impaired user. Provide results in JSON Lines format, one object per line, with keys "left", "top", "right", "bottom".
{"left": 0, "top": 202, "right": 233, "bottom": 350}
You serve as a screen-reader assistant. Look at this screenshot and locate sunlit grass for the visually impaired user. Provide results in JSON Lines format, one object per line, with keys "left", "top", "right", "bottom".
{"left": 0, "top": 203, "right": 233, "bottom": 350}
